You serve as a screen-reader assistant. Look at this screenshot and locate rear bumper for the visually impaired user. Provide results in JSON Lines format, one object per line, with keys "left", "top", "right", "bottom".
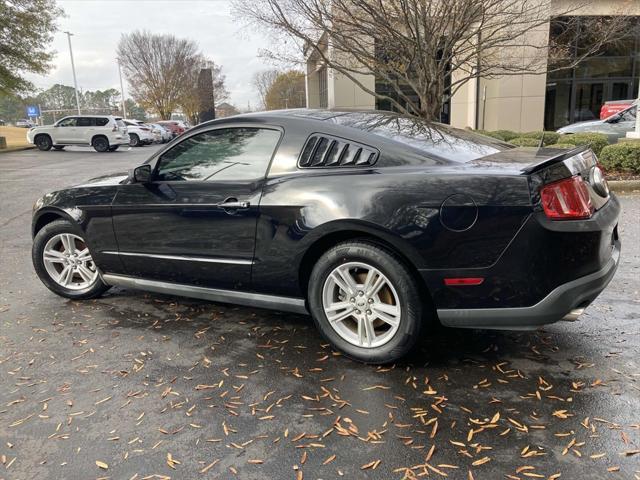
{"left": 437, "top": 239, "right": 620, "bottom": 329}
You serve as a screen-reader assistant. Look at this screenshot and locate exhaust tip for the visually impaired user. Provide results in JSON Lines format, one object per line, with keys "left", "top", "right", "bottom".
{"left": 562, "top": 308, "right": 585, "bottom": 322}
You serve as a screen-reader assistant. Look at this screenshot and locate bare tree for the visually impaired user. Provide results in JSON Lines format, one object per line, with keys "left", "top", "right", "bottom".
{"left": 264, "top": 70, "right": 305, "bottom": 110}
{"left": 252, "top": 69, "right": 280, "bottom": 109}
{"left": 117, "top": 31, "right": 199, "bottom": 119}
{"left": 234, "top": 0, "right": 634, "bottom": 121}
{"left": 179, "top": 57, "right": 229, "bottom": 124}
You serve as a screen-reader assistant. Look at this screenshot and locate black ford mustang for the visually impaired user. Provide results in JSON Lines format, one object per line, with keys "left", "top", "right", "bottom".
{"left": 31, "top": 110, "right": 621, "bottom": 363}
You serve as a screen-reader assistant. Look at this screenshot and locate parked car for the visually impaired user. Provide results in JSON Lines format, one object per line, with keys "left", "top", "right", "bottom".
{"left": 26, "top": 115, "right": 129, "bottom": 152}
{"left": 122, "top": 119, "right": 154, "bottom": 146}
{"left": 557, "top": 103, "right": 637, "bottom": 142}
{"left": 149, "top": 123, "right": 172, "bottom": 143}
{"left": 30, "top": 110, "right": 620, "bottom": 363}
{"left": 600, "top": 99, "right": 634, "bottom": 119}
{"left": 159, "top": 124, "right": 174, "bottom": 142}
{"left": 174, "top": 120, "right": 191, "bottom": 131}
{"left": 0, "top": 119, "right": 6, "bottom": 126}
{"left": 16, "top": 119, "right": 34, "bottom": 128}
{"left": 157, "top": 120, "right": 185, "bottom": 137}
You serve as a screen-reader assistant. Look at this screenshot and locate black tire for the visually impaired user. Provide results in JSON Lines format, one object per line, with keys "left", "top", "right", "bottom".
{"left": 35, "top": 134, "right": 52, "bottom": 151}
{"left": 53, "top": 146, "right": 65, "bottom": 151}
{"left": 108, "top": 145, "right": 119, "bottom": 151}
{"left": 129, "top": 134, "right": 140, "bottom": 147}
{"left": 32, "top": 219, "right": 110, "bottom": 300}
{"left": 308, "top": 241, "right": 424, "bottom": 364}
{"left": 92, "top": 136, "right": 109, "bottom": 152}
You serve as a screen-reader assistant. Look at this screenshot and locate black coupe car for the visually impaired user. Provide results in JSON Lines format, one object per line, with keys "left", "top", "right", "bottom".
{"left": 31, "top": 110, "right": 621, "bottom": 363}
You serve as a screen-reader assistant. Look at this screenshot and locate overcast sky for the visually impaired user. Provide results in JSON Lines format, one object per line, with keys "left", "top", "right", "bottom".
{"left": 25, "top": 0, "right": 285, "bottom": 109}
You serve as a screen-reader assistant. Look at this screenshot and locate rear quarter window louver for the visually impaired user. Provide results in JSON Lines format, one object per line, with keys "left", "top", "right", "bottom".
{"left": 298, "top": 134, "right": 379, "bottom": 168}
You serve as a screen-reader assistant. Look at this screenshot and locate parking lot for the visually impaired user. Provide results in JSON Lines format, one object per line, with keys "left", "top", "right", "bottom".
{"left": 0, "top": 146, "right": 639, "bottom": 479}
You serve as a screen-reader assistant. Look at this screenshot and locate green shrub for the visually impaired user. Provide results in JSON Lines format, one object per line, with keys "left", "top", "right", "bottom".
{"left": 558, "top": 132, "right": 609, "bottom": 156}
{"left": 599, "top": 142, "right": 640, "bottom": 174}
{"left": 491, "top": 130, "right": 520, "bottom": 141}
{"left": 546, "top": 143, "right": 576, "bottom": 149}
{"left": 520, "top": 131, "right": 561, "bottom": 145}
{"left": 476, "top": 130, "right": 506, "bottom": 141}
{"left": 509, "top": 137, "right": 540, "bottom": 147}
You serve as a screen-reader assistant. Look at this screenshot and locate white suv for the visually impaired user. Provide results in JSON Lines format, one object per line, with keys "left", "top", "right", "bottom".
{"left": 122, "top": 119, "right": 154, "bottom": 147}
{"left": 27, "top": 115, "right": 130, "bottom": 152}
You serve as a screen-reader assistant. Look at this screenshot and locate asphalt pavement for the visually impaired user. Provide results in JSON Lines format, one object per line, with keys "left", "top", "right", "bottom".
{"left": 0, "top": 146, "right": 639, "bottom": 480}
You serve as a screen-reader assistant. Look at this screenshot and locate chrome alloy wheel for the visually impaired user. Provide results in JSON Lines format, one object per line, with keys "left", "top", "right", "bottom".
{"left": 322, "top": 262, "right": 402, "bottom": 348}
{"left": 42, "top": 233, "right": 98, "bottom": 290}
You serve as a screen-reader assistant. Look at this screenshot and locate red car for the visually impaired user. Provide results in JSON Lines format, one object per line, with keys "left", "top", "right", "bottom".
{"left": 600, "top": 100, "right": 634, "bottom": 119}
{"left": 157, "top": 120, "right": 186, "bottom": 137}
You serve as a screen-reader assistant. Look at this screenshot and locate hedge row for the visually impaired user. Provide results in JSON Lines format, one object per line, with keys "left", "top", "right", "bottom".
{"left": 556, "top": 133, "right": 609, "bottom": 156}
{"left": 599, "top": 142, "right": 640, "bottom": 174}
{"left": 478, "top": 129, "right": 559, "bottom": 145}
{"left": 546, "top": 143, "right": 576, "bottom": 149}
{"left": 477, "top": 129, "right": 640, "bottom": 173}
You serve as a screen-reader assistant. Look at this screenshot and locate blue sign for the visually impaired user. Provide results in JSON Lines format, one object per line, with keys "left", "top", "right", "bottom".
{"left": 26, "top": 105, "right": 40, "bottom": 117}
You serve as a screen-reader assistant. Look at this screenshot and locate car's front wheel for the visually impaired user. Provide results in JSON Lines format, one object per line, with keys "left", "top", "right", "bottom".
{"left": 32, "top": 220, "right": 110, "bottom": 300}
{"left": 308, "top": 241, "right": 423, "bottom": 363}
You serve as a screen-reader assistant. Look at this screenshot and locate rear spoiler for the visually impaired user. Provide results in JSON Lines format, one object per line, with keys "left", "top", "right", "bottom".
{"left": 521, "top": 145, "right": 591, "bottom": 175}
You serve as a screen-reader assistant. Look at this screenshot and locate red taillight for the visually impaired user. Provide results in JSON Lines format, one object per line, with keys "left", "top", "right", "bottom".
{"left": 540, "top": 175, "right": 593, "bottom": 220}
{"left": 444, "top": 277, "right": 484, "bottom": 286}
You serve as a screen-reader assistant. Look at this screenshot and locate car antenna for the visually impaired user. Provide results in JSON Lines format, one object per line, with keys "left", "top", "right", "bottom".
{"left": 538, "top": 131, "right": 545, "bottom": 148}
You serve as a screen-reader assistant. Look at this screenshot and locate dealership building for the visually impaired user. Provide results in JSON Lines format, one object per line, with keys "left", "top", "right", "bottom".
{"left": 305, "top": 1, "right": 640, "bottom": 132}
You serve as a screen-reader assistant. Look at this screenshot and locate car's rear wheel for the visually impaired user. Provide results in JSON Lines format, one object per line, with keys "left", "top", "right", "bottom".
{"left": 129, "top": 133, "right": 140, "bottom": 147}
{"left": 108, "top": 145, "right": 119, "bottom": 151}
{"left": 92, "top": 136, "right": 109, "bottom": 152}
{"left": 32, "top": 220, "right": 110, "bottom": 300}
{"left": 35, "top": 134, "right": 52, "bottom": 151}
{"left": 308, "top": 241, "right": 423, "bottom": 363}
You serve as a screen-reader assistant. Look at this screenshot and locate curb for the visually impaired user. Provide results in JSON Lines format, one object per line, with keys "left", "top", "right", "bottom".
{"left": 0, "top": 145, "right": 35, "bottom": 154}
{"left": 609, "top": 180, "right": 640, "bottom": 193}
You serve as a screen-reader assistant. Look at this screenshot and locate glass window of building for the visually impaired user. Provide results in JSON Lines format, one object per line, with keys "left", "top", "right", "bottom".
{"left": 545, "top": 16, "right": 640, "bottom": 130}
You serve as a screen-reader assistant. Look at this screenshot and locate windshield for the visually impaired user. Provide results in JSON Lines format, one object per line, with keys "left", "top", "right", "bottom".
{"left": 329, "top": 112, "right": 514, "bottom": 162}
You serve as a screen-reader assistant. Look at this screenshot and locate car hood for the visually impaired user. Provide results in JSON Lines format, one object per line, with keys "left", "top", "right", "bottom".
{"left": 74, "top": 171, "right": 130, "bottom": 187}
{"left": 557, "top": 119, "right": 604, "bottom": 133}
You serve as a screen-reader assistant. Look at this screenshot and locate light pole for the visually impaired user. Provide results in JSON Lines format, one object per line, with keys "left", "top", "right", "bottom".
{"left": 117, "top": 60, "right": 127, "bottom": 118}
{"left": 63, "top": 31, "right": 81, "bottom": 115}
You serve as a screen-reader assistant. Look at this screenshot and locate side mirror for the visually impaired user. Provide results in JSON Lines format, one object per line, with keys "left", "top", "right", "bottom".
{"left": 132, "top": 164, "right": 152, "bottom": 183}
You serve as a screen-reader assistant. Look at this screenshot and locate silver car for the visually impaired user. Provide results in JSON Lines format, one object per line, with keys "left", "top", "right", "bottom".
{"left": 557, "top": 103, "right": 637, "bottom": 142}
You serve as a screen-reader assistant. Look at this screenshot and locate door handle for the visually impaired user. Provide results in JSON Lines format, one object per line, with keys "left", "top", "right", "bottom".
{"left": 220, "top": 198, "right": 250, "bottom": 211}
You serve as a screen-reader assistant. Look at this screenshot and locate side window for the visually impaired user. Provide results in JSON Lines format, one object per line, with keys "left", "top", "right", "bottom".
{"left": 95, "top": 118, "right": 109, "bottom": 127}
{"left": 155, "top": 128, "right": 281, "bottom": 182}
{"left": 57, "top": 117, "right": 77, "bottom": 127}
{"left": 77, "top": 117, "right": 94, "bottom": 127}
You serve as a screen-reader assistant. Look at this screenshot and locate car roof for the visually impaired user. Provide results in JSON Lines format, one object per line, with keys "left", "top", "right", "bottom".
{"left": 188, "top": 109, "right": 511, "bottom": 164}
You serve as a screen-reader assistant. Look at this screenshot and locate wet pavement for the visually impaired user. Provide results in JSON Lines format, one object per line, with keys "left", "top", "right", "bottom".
{"left": 0, "top": 146, "right": 639, "bottom": 480}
